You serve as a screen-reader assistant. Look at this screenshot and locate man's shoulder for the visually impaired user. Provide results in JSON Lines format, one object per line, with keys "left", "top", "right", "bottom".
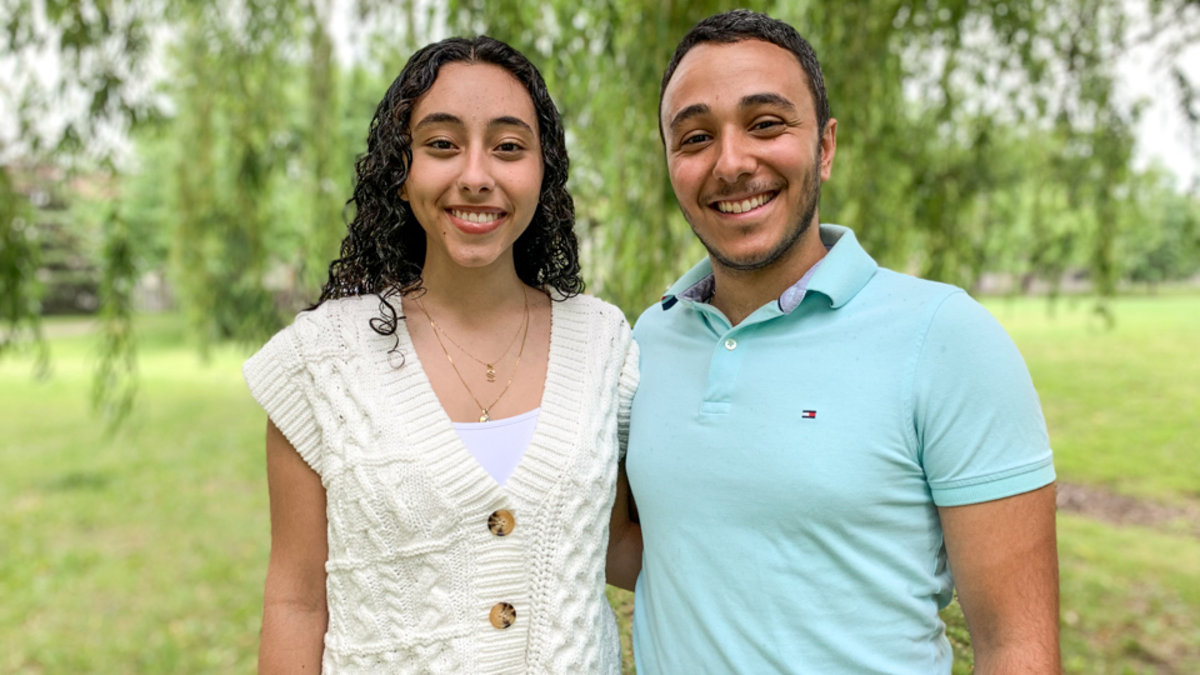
{"left": 865, "top": 267, "right": 963, "bottom": 303}
{"left": 856, "top": 268, "right": 987, "bottom": 326}
{"left": 631, "top": 296, "right": 675, "bottom": 340}
{"left": 868, "top": 269, "right": 1001, "bottom": 328}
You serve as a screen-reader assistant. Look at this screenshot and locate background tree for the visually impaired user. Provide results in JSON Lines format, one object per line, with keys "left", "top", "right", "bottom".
{"left": 2, "top": 0, "right": 1198, "bottom": 418}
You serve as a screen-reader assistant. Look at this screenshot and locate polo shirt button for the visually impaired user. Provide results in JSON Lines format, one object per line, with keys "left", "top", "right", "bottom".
{"left": 489, "top": 602, "right": 516, "bottom": 629}
{"left": 724, "top": 338, "right": 738, "bottom": 350}
{"left": 488, "top": 509, "right": 515, "bottom": 536}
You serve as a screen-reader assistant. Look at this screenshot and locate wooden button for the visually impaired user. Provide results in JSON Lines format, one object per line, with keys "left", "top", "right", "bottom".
{"left": 489, "top": 602, "right": 516, "bottom": 629}
{"left": 488, "top": 509, "right": 515, "bottom": 537}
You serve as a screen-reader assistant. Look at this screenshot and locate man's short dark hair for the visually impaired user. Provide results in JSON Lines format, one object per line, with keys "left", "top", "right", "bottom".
{"left": 658, "top": 10, "right": 831, "bottom": 141}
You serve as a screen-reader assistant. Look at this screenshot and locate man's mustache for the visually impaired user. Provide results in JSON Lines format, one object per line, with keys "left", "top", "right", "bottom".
{"left": 702, "top": 180, "right": 783, "bottom": 202}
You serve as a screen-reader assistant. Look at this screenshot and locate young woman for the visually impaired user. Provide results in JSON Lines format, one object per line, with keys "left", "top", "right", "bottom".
{"left": 244, "top": 37, "right": 638, "bottom": 674}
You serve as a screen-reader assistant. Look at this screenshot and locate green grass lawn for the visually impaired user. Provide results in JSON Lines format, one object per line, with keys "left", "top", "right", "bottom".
{"left": 2, "top": 295, "right": 1198, "bottom": 673}
{"left": 986, "top": 294, "right": 1200, "bottom": 504}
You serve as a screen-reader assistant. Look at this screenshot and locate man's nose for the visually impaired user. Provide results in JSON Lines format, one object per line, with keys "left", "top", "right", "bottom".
{"left": 712, "top": 130, "right": 755, "bottom": 183}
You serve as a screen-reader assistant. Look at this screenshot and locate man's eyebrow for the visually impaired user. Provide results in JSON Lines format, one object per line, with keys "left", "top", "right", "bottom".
{"left": 667, "top": 94, "right": 795, "bottom": 135}
{"left": 413, "top": 112, "right": 463, "bottom": 131}
{"left": 740, "top": 92, "right": 796, "bottom": 112}
{"left": 667, "top": 103, "right": 711, "bottom": 135}
{"left": 488, "top": 115, "right": 535, "bottom": 134}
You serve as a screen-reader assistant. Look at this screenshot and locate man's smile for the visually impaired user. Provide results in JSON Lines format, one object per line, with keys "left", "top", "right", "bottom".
{"left": 710, "top": 190, "right": 779, "bottom": 214}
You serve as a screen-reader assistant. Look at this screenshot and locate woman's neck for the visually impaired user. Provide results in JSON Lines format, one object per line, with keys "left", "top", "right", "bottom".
{"left": 416, "top": 255, "right": 530, "bottom": 324}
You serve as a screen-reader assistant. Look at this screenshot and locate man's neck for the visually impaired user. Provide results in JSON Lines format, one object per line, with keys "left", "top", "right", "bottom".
{"left": 709, "top": 225, "right": 827, "bottom": 326}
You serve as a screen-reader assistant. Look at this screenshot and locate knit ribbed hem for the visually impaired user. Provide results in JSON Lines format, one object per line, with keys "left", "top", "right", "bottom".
{"left": 617, "top": 338, "right": 639, "bottom": 462}
{"left": 244, "top": 328, "right": 324, "bottom": 476}
{"left": 505, "top": 297, "right": 587, "bottom": 511}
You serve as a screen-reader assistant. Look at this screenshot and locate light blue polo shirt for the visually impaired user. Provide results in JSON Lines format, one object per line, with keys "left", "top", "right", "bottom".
{"left": 626, "top": 225, "right": 1055, "bottom": 675}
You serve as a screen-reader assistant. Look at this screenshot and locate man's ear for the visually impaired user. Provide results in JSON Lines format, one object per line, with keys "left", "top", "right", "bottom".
{"left": 819, "top": 118, "right": 838, "bottom": 183}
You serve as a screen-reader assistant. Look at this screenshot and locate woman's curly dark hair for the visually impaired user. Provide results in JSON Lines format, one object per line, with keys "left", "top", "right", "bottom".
{"left": 313, "top": 35, "right": 583, "bottom": 339}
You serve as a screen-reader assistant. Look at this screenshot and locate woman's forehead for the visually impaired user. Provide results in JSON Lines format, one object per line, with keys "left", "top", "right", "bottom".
{"left": 413, "top": 62, "right": 537, "bottom": 127}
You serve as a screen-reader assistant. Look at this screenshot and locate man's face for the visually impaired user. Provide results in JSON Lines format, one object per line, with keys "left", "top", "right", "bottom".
{"left": 660, "top": 40, "right": 836, "bottom": 272}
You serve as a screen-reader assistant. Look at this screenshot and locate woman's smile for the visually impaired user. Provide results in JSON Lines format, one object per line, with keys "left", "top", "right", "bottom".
{"left": 447, "top": 206, "right": 508, "bottom": 234}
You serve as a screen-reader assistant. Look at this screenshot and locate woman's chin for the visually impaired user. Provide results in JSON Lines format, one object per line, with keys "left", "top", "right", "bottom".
{"left": 438, "top": 247, "right": 514, "bottom": 273}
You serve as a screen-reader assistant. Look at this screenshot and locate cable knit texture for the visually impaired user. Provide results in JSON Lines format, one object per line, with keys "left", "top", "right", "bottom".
{"left": 244, "top": 293, "right": 637, "bottom": 675}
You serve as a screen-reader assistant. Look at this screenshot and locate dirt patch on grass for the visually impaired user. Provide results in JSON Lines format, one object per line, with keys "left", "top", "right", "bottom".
{"left": 1057, "top": 482, "right": 1200, "bottom": 538}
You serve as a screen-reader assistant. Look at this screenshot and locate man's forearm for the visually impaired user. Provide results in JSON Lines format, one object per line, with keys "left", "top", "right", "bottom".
{"left": 941, "top": 485, "right": 1061, "bottom": 675}
{"left": 972, "top": 632, "right": 1061, "bottom": 675}
{"left": 606, "top": 521, "right": 643, "bottom": 591}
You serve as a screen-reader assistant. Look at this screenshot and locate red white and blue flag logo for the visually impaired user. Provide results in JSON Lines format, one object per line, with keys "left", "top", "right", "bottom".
{"left": 801, "top": 410, "right": 817, "bottom": 419}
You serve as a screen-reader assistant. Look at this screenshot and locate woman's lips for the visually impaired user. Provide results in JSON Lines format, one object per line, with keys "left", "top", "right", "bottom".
{"left": 446, "top": 208, "right": 507, "bottom": 235}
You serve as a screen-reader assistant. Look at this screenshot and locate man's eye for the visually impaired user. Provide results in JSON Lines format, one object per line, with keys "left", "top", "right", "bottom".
{"left": 681, "top": 133, "right": 711, "bottom": 146}
{"left": 752, "top": 120, "right": 783, "bottom": 131}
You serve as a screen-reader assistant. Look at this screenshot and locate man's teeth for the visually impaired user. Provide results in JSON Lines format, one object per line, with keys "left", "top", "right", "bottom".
{"left": 451, "top": 209, "right": 501, "bottom": 224}
{"left": 716, "top": 192, "right": 774, "bottom": 214}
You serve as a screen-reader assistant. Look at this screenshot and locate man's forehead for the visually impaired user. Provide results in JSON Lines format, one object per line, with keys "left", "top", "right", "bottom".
{"left": 662, "top": 39, "right": 810, "bottom": 117}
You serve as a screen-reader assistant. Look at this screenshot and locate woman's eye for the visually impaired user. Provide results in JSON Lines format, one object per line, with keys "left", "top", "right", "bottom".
{"left": 428, "top": 139, "right": 455, "bottom": 150}
{"left": 496, "top": 142, "right": 524, "bottom": 153}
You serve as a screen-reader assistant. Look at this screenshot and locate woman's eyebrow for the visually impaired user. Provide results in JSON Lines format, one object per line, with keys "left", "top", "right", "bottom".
{"left": 413, "top": 112, "right": 464, "bottom": 131}
{"left": 489, "top": 116, "right": 535, "bottom": 133}
{"left": 413, "top": 113, "right": 533, "bottom": 134}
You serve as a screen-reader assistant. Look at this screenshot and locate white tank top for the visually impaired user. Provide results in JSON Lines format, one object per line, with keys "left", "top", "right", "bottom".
{"left": 452, "top": 407, "right": 540, "bottom": 486}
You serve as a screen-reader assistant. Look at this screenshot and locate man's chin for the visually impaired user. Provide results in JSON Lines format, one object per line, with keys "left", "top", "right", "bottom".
{"left": 707, "top": 249, "right": 779, "bottom": 272}
{"left": 700, "top": 226, "right": 813, "bottom": 273}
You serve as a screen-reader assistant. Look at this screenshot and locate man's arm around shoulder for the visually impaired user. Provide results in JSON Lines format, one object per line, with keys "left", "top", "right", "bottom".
{"left": 606, "top": 463, "right": 642, "bottom": 591}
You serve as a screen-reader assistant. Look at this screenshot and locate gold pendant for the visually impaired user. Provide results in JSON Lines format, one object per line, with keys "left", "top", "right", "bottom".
{"left": 479, "top": 409, "right": 490, "bottom": 422}
{"left": 486, "top": 364, "right": 496, "bottom": 382}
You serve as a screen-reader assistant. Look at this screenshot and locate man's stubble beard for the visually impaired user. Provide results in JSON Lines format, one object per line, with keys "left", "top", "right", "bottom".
{"left": 687, "top": 148, "right": 823, "bottom": 274}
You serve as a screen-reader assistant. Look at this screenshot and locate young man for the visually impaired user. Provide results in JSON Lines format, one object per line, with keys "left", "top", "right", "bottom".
{"left": 617, "top": 10, "right": 1060, "bottom": 674}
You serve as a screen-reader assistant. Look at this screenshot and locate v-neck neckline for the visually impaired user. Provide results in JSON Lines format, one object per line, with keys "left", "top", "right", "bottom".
{"left": 378, "top": 295, "right": 585, "bottom": 516}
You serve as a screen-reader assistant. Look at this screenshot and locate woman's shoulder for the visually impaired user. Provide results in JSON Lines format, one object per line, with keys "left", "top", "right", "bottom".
{"left": 553, "top": 294, "right": 633, "bottom": 368}
{"left": 270, "top": 294, "right": 389, "bottom": 354}
{"left": 295, "top": 294, "right": 381, "bottom": 323}
{"left": 291, "top": 294, "right": 383, "bottom": 330}
{"left": 556, "top": 292, "right": 631, "bottom": 332}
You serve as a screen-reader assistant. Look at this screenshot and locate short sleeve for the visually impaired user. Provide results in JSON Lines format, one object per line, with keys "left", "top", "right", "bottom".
{"left": 243, "top": 325, "right": 325, "bottom": 476}
{"left": 617, "top": 335, "right": 640, "bottom": 463}
{"left": 914, "top": 292, "right": 1055, "bottom": 507}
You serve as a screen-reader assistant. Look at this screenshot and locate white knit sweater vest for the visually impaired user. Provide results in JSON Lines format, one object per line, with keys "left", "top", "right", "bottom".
{"left": 244, "top": 293, "right": 638, "bottom": 674}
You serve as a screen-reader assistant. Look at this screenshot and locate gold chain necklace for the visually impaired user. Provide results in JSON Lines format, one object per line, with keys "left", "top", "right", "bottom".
{"left": 425, "top": 294, "right": 527, "bottom": 383}
{"left": 417, "top": 288, "right": 530, "bottom": 422}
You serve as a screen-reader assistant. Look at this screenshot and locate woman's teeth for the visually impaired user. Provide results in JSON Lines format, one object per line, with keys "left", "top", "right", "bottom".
{"left": 451, "top": 210, "right": 501, "bottom": 224}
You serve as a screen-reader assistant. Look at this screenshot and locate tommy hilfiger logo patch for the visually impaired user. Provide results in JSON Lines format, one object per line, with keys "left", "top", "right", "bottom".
{"left": 802, "top": 410, "right": 817, "bottom": 419}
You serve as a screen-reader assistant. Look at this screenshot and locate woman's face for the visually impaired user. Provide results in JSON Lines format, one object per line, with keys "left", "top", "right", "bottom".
{"left": 402, "top": 62, "right": 544, "bottom": 275}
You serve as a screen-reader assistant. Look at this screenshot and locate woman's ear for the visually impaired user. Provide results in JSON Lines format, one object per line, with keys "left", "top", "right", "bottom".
{"left": 398, "top": 185, "right": 408, "bottom": 201}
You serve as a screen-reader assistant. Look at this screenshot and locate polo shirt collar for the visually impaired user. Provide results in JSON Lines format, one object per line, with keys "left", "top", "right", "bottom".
{"left": 660, "top": 224, "right": 878, "bottom": 311}
{"left": 806, "top": 224, "right": 877, "bottom": 309}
